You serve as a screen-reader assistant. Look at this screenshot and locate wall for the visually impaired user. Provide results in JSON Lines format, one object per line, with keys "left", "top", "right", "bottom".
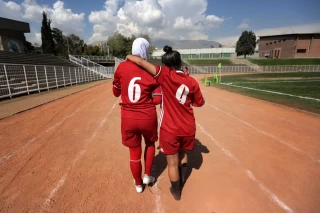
{"left": 295, "top": 35, "right": 310, "bottom": 58}
{"left": 309, "top": 35, "right": 320, "bottom": 58}
{"left": 0, "top": 29, "right": 26, "bottom": 52}
{"left": 259, "top": 35, "right": 296, "bottom": 58}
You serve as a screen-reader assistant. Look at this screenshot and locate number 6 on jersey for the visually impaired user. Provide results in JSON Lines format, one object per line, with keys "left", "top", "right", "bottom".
{"left": 128, "top": 77, "right": 141, "bottom": 103}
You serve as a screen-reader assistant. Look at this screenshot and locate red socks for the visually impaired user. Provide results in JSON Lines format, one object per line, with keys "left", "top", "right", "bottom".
{"left": 129, "top": 143, "right": 155, "bottom": 185}
{"left": 144, "top": 144, "right": 155, "bottom": 176}
{"left": 129, "top": 146, "right": 142, "bottom": 185}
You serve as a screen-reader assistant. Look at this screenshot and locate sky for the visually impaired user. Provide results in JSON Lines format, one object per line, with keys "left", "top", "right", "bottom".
{"left": 1, "top": 0, "right": 319, "bottom": 46}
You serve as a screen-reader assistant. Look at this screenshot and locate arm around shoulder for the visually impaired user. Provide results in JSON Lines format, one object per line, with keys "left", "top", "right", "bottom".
{"left": 126, "top": 55, "right": 157, "bottom": 76}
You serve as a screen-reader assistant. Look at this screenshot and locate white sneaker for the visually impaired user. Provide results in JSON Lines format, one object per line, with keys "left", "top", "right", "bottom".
{"left": 134, "top": 180, "right": 143, "bottom": 193}
{"left": 143, "top": 174, "right": 155, "bottom": 185}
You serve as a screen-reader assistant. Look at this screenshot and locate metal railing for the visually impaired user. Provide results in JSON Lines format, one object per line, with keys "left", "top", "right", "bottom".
{"left": 189, "top": 65, "right": 320, "bottom": 74}
{"left": 72, "top": 55, "right": 114, "bottom": 61}
{"left": 0, "top": 63, "right": 104, "bottom": 99}
{"left": 114, "top": 57, "right": 125, "bottom": 71}
{"left": 69, "top": 55, "right": 114, "bottom": 78}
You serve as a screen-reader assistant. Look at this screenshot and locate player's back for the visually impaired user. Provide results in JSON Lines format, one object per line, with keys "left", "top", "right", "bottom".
{"left": 114, "top": 61, "right": 158, "bottom": 119}
{"left": 155, "top": 66, "right": 204, "bottom": 136}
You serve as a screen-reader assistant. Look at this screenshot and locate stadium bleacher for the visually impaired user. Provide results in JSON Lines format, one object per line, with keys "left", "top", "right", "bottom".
{"left": 0, "top": 51, "right": 78, "bottom": 67}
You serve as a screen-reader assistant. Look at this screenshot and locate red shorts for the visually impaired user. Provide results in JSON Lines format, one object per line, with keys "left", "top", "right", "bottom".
{"left": 159, "top": 129, "right": 195, "bottom": 155}
{"left": 121, "top": 118, "right": 158, "bottom": 147}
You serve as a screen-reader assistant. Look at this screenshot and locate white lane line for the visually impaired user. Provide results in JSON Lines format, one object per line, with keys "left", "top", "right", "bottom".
{"left": 42, "top": 98, "right": 118, "bottom": 210}
{"left": 152, "top": 176, "right": 164, "bottom": 213}
{"left": 207, "top": 103, "right": 320, "bottom": 164}
{"left": 213, "top": 93, "right": 319, "bottom": 133}
{"left": 197, "top": 123, "right": 294, "bottom": 213}
{"left": 0, "top": 91, "right": 109, "bottom": 164}
{"left": 89, "top": 99, "right": 118, "bottom": 140}
{"left": 220, "top": 83, "right": 320, "bottom": 102}
{"left": 41, "top": 150, "right": 86, "bottom": 212}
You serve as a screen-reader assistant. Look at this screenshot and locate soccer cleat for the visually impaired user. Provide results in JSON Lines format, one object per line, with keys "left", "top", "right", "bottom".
{"left": 143, "top": 174, "right": 155, "bottom": 185}
{"left": 134, "top": 180, "right": 143, "bottom": 193}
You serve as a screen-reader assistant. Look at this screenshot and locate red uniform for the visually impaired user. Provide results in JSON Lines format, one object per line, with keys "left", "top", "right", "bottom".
{"left": 154, "top": 65, "right": 205, "bottom": 154}
{"left": 185, "top": 68, "right": 190, "bottom": 76}
{"left": 113, "top": 61, "right": 160, "bottom": 147}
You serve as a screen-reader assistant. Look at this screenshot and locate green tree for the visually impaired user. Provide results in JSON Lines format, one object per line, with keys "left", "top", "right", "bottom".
{"left": 41, "top": 12, "right": 55, "bottom": 54}
{"left": 236, "top": 30, "right": 256, "bottom": 58}
{"left": 52, "top": 28, "right": 67, "bottom": 57}
{"left": 66, "top": 34, "right": 86, "bottom": 55}
{"left": 107, "top": 32, "right": 153, "bottom": 58}
{"left": 83, "top": 45, "right": 100, "bottom": 56}
{"left": 25, "top": 41, "right": 35, "bottom": 53}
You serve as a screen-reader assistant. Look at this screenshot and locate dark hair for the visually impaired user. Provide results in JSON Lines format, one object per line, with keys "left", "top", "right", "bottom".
{"left": 162, "top": 45, "right": 181, "bottom": 70}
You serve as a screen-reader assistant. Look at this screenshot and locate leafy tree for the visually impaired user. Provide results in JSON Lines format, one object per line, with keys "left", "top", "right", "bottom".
{"left": 25, "top": 41, "right": 35, "bottom": 53}
{"left": 41, "top": 12, "right": 55, "bottom": 54}
{"left": 52, "top": 28, "right": 67, "bottom": 57}
{"left": 83, "top": 45, "right": 100, "bottom": 56}
{"left": 236, "top": 30, "right": 256, "bottom": 58}
{"left": 66, "top": 34, "right": 85, "bottom": 55}
{"left": 107, "top": 32, "right": 154, "bottom": 58}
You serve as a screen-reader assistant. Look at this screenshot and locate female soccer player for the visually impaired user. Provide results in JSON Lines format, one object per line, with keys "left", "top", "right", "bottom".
{"left": 126, "top": 46, "right": 205, "bottom": 200}
{"left": 113, "top": 38, "right": 161, "bottom": 193}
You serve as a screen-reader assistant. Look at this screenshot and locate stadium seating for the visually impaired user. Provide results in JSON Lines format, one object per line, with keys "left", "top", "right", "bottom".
{"left": 0, "top": 51, "right": 78, "bottom": 67}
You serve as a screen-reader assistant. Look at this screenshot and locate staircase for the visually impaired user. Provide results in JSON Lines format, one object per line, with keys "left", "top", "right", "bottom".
{"left": 230, "top": 58, "right": 261, "bottom": 71}
{"left": 69, "top": 55, "right": 114, "bottom": 78}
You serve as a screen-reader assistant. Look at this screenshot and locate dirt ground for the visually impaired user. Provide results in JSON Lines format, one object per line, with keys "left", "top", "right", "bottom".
{"left": 0, "top": 74, "right": 320, "bottom": 213}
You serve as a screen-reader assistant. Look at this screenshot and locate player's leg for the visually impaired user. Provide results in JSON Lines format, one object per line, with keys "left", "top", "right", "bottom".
{"left": 178, "top": 148, "right": 188, "bottom": 185}
{"left": 160, "top": 129, "right": 181, "bottom": 200}
{"left": 121, "top": 118, "right": 143, "bottom": 193}
{"left": 166, "top": 153, "right": 181, "bottom": 200}
{"left": 141, "top": 118, "right": 158, "bottom": 185}
{"left": 179, "top": 135, "right": 195, "bottom": 186}
{"left": 129, "top": 145, "right": 143, "bottom": 192}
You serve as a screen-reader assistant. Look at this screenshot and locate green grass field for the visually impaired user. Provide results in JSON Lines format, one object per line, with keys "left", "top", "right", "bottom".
{"left": 249, "top": 58, "right": 320, "bottom": 66}
{"left": 187, "top": 59, "right": 232, "bottom": 65}
{"left": 209, "top": 72, "right": 320, "bottom": 114}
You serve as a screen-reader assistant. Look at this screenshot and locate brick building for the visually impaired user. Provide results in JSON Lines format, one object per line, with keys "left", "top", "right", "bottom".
{"left": 259, "top": 33, "right": 320, "bottom": 58}
{"left": 0, "top": 17, "right": 30, "bottom": 53}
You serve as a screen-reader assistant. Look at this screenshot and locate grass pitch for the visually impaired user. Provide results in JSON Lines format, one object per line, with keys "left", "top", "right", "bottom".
{"left": 209, "top": 72, "right": 320, "bottom": 114}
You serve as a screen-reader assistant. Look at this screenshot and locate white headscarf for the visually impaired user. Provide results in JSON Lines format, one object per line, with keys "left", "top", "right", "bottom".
{"left": 132, "top": 38, "right": 150, "bottom": 60}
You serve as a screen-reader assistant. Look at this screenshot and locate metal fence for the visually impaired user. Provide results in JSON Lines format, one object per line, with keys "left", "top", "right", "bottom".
{"left": 189, "top": 65, "right": 320, "bottom": 74}
{"left": 72, "top": 55, "right": 114, "bottom": 61}
{"left": 69, "top": 55, "right": 114, "bottom": 78}
{"left": 0, "top": 63, "right": 105, "bottom": 99}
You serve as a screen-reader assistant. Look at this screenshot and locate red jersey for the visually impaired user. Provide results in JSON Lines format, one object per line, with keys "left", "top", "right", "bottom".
{"left": 185, "top": 68, "right": 190, "bottom": 76}
{"left": 113, "top": 61, "right": 159, "bottom": 119}
{"left": 154, "top": 66, "right": 205, "bottom": 136}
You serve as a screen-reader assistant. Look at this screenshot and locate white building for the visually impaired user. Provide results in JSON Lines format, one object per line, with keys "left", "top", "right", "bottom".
{"left": 151, "top": 47, "right": 236, "bottom": 59}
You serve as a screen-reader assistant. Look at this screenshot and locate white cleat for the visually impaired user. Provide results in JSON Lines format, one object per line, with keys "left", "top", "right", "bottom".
{"left": 134, "top": 180, "right": 143, "bottom": 193}
{"left": 143, "top": 174, "right": 155, "bottom": 185}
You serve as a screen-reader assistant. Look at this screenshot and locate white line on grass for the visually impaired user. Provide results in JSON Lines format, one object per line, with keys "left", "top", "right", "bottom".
{"left": 207, "top": 103, "right": 320, "bottom": 164}
{"left": 220, "top": 83, "right": 320, "bottom": 102}
{"left": 197, "top": 123, "right": 294, "bottom": 213}
{"left": 231, "top": 80, "right": 320, "bottom": 84}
